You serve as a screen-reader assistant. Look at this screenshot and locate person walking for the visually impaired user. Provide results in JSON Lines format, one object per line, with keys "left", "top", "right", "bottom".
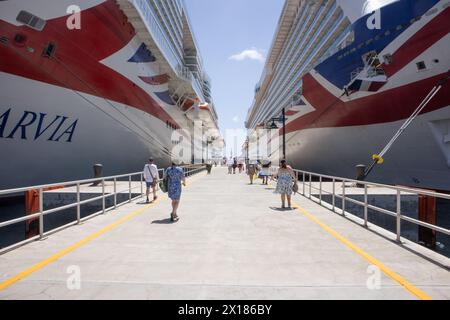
{"left": 233, "top": 157, "right": 238, "bottom": 174}
{"left": 238, "top": 158, "right": 244, "bottom": 173}
{"left": 143, "top": 158, "right": 159, "bottom": 203}
{"left": 274, "top": 160, "right": 297, "bottom": 210}
{"left": 227, "top": 157, "right": 233, "bottom": 174}
{"left": 164, "top": 162, "right": 186, "bottom": 222}
{"left": 247, "top": 162, "right": 257, "bottom": 184}
{"left": 260, "top": 161, "right": 272, "bottom": 185}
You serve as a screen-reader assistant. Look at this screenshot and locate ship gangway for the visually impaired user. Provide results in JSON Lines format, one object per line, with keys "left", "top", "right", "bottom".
{"left": 0, "top": 166, "right": 449, "bottom": 300}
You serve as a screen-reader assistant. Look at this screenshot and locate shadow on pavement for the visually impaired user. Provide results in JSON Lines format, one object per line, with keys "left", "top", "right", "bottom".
{"left": 152, "top": 218, "right": 174, "bottom": 224}
{"left": 269, "top": 207, "right": 297, "bottom": 212}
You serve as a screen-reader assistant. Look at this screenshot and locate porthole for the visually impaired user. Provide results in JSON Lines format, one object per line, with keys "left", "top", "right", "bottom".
{"left": 416, "top": 61, "right": 427, "bottom": 71}
{"left": 14, "top": 33, "right": 27, "bottom": 45}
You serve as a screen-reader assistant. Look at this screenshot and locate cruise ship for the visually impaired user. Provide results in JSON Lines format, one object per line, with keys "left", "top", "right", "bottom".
{"left": 0, "top": 0, "right": 223, "bottom": 189}
{"left": 246, "top": 0, "right": 450, "bottom": 191}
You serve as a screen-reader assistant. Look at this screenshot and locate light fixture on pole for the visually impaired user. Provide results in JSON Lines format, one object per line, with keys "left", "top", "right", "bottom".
{"left": 267, "top": 108, "right": 287, "bottom": 160}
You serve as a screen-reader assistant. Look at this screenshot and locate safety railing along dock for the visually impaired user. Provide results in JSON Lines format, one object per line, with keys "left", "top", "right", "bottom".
{"left": 0, "top": 165, "right": 207, "bottom": 255}
{"left": 293, "top": 169, "right": 450, "bottom": 246}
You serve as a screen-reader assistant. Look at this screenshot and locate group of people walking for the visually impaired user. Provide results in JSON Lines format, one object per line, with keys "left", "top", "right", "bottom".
{"left": 142, "top": 157, "right": 299, "bottom": 223}
{"left": 226, "top": 157, "right": 245, "bottom": 174}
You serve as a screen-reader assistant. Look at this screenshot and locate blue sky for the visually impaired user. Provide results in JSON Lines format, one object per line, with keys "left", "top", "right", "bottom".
{"left": 185, "top": 0, "right": 285, "bottom": 154}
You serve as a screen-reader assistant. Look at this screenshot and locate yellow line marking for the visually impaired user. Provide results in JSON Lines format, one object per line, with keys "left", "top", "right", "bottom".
{"left": 0, "top": 172, "right": 206, "bottom": 292}
{"left": 292, "top": 201, "right": 433, "bottom": 300}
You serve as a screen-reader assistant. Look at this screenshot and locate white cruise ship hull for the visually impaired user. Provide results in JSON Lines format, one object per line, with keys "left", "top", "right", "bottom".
{"left": 0, "top": 0, "right": 218, "bottom": 189}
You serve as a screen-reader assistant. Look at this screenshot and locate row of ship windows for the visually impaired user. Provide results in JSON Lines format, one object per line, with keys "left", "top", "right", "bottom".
{"left": 151, "top": 0, "right": 183, "bottom": 58}
{"left": 254, "top": 20, "right": 340, "bottom": 125}
{"left": 254, "top": 4, "right": 341, "bottom": 123}
{"left": 273, "top": 3, "right": 333, "bottom": 83}
{"left": 337, "top": 14, "right": 429, "bottom": 60}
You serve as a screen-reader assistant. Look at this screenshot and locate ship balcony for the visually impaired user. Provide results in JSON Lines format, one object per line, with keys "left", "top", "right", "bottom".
{"left": 118, "top": 0, "right": 206, "bottom": 104}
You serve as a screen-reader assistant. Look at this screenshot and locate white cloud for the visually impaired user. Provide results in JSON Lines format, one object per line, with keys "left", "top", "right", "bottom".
{"left": 232, "top": 116, "right": 240, "bottom": 123}
{"left": 229, "top": 48, "right": 265, "bottom": 63}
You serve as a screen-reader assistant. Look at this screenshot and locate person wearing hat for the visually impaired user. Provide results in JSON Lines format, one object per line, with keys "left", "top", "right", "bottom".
{"left": 164, "top": 160, "right": 186, "bottom": 222}
{"left": 143, "top": 158, "right": 159, "bottom": 203}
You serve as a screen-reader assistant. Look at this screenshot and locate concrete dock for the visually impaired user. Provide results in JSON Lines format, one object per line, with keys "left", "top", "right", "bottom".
{"left": 0, "top": 168, "right": 449, "bottom": 300}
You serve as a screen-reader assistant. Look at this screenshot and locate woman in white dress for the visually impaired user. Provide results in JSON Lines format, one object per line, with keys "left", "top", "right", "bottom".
{"left": 274, "top": 160, "right": 297, "bottom": 209}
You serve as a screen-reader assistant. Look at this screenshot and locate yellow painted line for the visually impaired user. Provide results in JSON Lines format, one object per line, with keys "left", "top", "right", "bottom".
{"left": 292, "top": 201, "right": 433, "bottom": 300}
{"left": 0, "top": 200, "right": 160, "bottom": 291}
{"left": 0, "top": 171, "right": 206, "bottom": 292}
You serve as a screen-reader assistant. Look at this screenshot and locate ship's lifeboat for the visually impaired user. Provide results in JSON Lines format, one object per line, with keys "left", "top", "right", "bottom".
{"left": 185, "top": 102, "right": 216, "bottom": 124}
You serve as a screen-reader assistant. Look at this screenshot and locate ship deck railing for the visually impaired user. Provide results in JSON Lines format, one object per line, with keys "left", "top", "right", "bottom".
{"left": 0, "top": 165, "right": 207, "bottom": 255}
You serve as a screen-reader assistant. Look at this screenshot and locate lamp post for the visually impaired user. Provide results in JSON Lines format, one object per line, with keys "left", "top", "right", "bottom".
{"left": 245, "top": 138, "right": 250, "bottom": 166}
{"left": 268, "top": 107, "right": 287, "bottom": 160}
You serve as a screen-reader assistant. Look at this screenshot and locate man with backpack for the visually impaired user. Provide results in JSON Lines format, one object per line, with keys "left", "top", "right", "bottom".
{"left": 143, "top": 158, "right": 159, "bottom": 203}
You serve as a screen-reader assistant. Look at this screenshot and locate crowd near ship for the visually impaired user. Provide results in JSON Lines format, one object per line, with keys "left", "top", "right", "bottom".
{"left": 0, "top": 0, "right": 223, "bottom": 189}
{"left": 246, "top": 0, "right": 450, "bottom": 191}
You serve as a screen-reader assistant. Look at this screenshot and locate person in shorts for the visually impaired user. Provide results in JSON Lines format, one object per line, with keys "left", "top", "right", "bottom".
{"left": 143, "top": 158, "right": 159, "bottom": 203}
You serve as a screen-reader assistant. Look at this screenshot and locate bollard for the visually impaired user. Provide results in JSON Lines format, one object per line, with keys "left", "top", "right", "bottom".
{"left": 355, "top": 164, "right": 366, "bottom": 188}
{"left": 92, "top": 164, "right": 103, "bottom": 186}
{"left": 418, "top": 195, "right": 437, "bottom": 249}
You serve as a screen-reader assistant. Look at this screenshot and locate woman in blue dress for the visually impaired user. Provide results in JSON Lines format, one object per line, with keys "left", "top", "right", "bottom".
{"left": 274, "top": 160, "right": 297, "bottom": 209}
{"left": 164, "top": 162, "right": 186, "bottom": 222}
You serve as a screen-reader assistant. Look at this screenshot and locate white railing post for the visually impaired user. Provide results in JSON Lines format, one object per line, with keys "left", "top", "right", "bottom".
{"left": 129, "top": 175, "right": 132, "bottom": 203}
{"left": 102, "top": 179, "right": 106, "bottom": 214}
{"left": 396, "top": 190, "right": 401, "bottom": 242}
{"left": 302, "top": 172, "right": 306, "bottom": 196}
{"left": 113, "top": 178, "right": 117, "bottom": 209}
{"left": 76, "top": 183, "right": 81, "bottom": 224}
{"left": 39, "top": 188, "right": 44, "bottom": 239}
{"left": 319, "top": 176, "right": 322, "bottom": 205}
{"left": 140, "top": 173, "right": 144, "bottom": 198}
{"left": 342, "top": 180, "right": 346, "bottom": 216}
{"left": 364, "top": 184, "right": 368, "bottom": 228}
{"left": 332, "top": 178, "right": 336, "bottom": 212}
{"left": 309, "top": 174, "right": 312, "bottom": 199}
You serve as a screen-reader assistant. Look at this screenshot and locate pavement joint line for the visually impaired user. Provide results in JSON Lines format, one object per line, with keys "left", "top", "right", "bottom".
{"left": 0, "top": 171, "right": 207, "bottom": 292}
{"left": 291, "top": 199, "right": 433, "bottom": 301}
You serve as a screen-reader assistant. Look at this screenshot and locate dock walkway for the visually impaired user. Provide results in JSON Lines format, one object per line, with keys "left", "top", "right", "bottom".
{"left": 0, "top": 168, "right": 449, "bottom": 300}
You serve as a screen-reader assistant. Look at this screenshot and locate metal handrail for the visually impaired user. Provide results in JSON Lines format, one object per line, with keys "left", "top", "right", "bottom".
{"left": 0, "top": 165, "right": 207, "bottom": 254}
{"left": 292, "top": 169, "right": 450, "bottom": 242}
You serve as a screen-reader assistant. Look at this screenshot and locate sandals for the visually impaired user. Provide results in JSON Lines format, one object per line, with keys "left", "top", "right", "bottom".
{"left": 170, "top": 213, "right": 179, "bottom": 222}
